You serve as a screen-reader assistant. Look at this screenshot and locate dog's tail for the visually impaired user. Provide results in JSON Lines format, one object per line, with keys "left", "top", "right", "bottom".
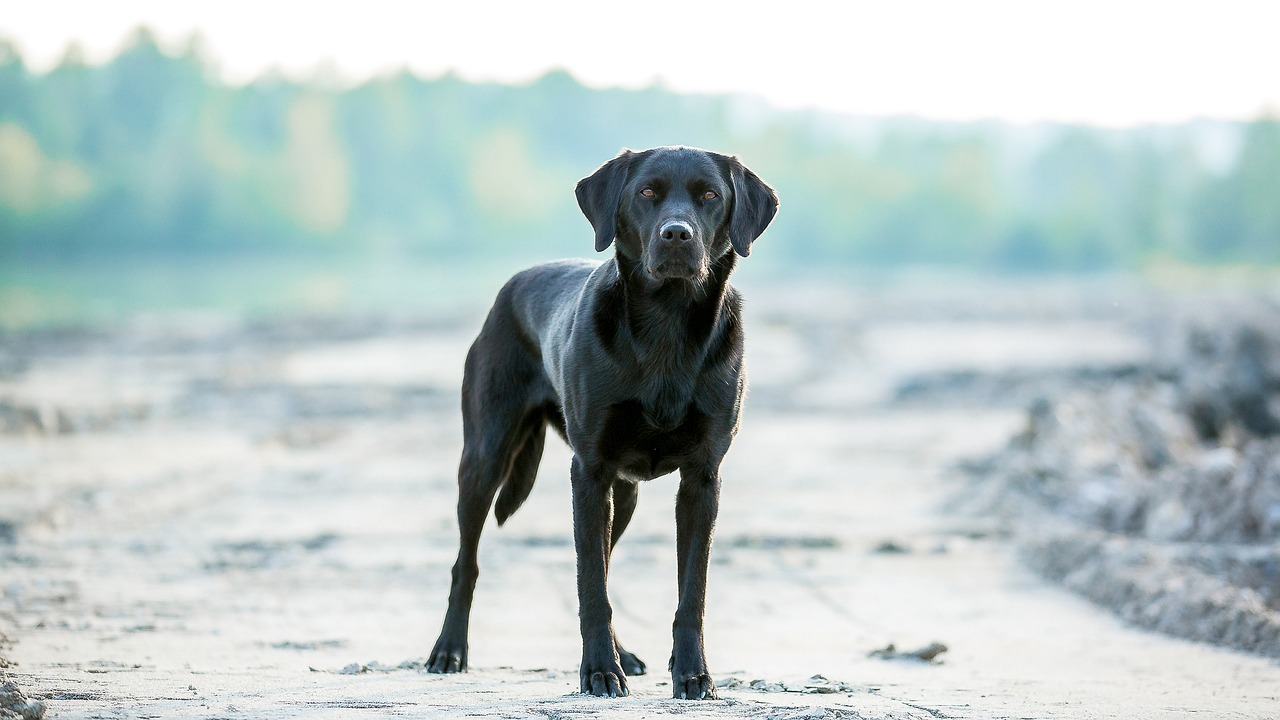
{"left": 493, "top": 416, "right": 547, "bottom": 526}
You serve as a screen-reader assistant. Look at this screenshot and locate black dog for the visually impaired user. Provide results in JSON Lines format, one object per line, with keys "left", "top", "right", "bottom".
{"left": 426, "top": 146, "right": 778, "bottom": 700}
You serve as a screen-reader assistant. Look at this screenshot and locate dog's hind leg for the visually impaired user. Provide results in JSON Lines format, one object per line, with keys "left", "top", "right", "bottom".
{"left": 426, "top": 444, "right": 503, "bottom": 673}
{"left": 608, "top": 479, "right": 647, "bottom": 676}
{"left": 428, "top": 347, "right": 546, "bottom": 673}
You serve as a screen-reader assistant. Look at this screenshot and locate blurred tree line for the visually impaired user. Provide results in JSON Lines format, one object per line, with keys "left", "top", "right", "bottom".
{"left": 1, "top": 29, "right": 1278, "bottom": 271}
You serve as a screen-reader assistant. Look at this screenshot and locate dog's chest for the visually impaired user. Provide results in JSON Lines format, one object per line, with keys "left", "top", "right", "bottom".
{"left": 639, "top": 373, "right": 695, "bottom": 429}
{"left": 599, "top": 390, "right": 708, "bottom": 481}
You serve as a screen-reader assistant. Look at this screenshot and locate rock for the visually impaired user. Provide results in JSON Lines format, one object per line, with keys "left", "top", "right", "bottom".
{"left": 868, "top": 642, "right": 948, "bottom": 663}
{"left": 1144, "top": 498, "right": 1194, "bottom": 541}
{"left": 0, "top": 681, "right": 45, "bottom": 720}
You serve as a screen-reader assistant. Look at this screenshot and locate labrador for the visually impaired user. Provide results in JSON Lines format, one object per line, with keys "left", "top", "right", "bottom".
{"left": 426, "top": 146, "right": 778, "bottom": 700}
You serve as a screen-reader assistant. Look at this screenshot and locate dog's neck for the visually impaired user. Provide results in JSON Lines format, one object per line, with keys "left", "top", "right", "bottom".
{"left": 612, "top": 250, "right": 737, "bottom": 359}
{"left": 603, "top": 250, "right": 739, "bottom": 430}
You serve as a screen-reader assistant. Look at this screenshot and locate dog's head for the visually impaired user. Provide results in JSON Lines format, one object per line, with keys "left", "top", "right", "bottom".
{"left": 576, "top": 147, "right": 778, "bottom": 283}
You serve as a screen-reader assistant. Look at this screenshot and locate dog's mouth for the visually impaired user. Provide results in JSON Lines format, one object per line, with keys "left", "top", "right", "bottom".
{"left": 647, "top": 258, "right": 707, "bottom": 282}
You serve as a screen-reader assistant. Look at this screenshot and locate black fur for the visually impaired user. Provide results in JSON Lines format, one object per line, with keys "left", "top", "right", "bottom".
{"left": 427, "top": 147, "right": 778, "bottom": 700}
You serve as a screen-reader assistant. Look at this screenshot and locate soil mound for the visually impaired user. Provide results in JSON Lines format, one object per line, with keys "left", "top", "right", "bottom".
{"left": 965, "top": 304, "right": 1280, "bottom": 657}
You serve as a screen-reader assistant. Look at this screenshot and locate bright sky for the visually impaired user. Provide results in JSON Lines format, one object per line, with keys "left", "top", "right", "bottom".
{"left": 4, "top": 0, "right": 1279, "bottom": 127}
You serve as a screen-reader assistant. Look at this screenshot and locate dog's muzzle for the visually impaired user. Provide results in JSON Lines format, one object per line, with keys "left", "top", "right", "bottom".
{"left": 647, "top": 221, "right": 704, "bottom": 280}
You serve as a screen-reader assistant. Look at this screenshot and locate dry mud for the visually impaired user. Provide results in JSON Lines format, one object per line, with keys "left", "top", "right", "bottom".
{"left": 2, "top": 277, "right": 1279, "bottom": 719}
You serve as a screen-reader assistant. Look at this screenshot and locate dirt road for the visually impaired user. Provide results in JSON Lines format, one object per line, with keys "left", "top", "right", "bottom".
{"left": 2, "top": 279, "right": 1278, "bottom": 719}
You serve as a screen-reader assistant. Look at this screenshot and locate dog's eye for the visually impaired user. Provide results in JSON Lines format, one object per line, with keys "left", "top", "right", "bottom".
{"left": 640, "top": 187, "right": 655, "bottom": 198}
{"left": 702, "top": 190, "right": 718, "bottom": 200}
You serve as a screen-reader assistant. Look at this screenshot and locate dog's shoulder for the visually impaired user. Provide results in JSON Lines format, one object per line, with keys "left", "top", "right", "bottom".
{"left": 507, "top": 258, "right": 601, "bottom": 286}
{"left": 491, "top": 259, "right": 607, "bottom": 353}
{"left": 501, "top": 258, "right": 601, "bottom": 305}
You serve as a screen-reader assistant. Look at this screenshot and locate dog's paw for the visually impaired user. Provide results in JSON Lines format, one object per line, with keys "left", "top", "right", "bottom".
{"left": 580, "top": 654, "right": 629, "bottom": 697}
{"left": 669, "top": 655, "right": 717, "bottom": 700}
{"left": 426, "top": 636, "right": 467, "bottom": 673}
{"left": 617, "top": 646, "right": 647, "bottom": 676}
{"left": 672, "top": 670, "right": 718, "bottom": 700}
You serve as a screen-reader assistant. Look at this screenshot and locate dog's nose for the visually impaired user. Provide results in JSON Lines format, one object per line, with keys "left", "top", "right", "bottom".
{"left": 660, "top": 221, "right": 693, "bottom": 243}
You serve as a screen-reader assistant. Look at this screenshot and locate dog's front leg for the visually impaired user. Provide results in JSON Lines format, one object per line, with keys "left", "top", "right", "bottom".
{"left": 571, "top": 456, "right": 628, "bottom": 697}
{"left": 670, "top": 466, "right": 721, "bottom": 700}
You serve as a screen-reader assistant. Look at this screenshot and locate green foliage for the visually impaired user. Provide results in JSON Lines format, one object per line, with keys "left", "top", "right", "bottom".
{"left": 1191, "top": 117, "right": 1280, "bottom": 262}
{"left": 1, "top": 30, "right": 1277, "bottom": 269}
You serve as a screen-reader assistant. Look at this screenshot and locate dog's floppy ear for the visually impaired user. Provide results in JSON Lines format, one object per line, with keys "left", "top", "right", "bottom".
{"left": 727, "top": 158, "right": 779, "bottom": 257}
{"left": 576, "top": 149, "right": 634, "bottom": 252}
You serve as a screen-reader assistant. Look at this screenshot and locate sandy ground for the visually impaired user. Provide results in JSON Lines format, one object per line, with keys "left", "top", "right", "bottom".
{"left": 2, "top": 278, "right": 1279, "bottom": 719}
